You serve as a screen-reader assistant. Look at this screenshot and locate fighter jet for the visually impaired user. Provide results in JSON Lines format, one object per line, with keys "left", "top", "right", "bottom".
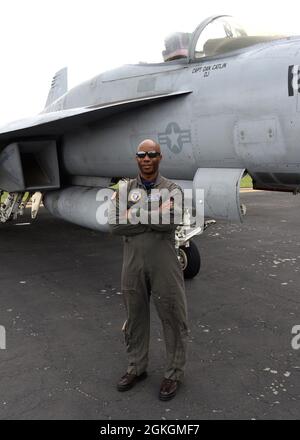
{"left": 1, "top": 14, "right": 300, "bottom": 278}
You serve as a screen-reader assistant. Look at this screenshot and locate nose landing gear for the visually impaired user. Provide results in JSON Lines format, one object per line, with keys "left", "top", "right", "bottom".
{"left": 178, "top": 241, "right": 201, "bottom": 279}
{"left": 176, "top": 218, "right": 216, "bottom": 279}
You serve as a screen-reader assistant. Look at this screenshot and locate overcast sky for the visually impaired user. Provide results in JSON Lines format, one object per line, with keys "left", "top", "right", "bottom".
{"left": 1, "top": 0, "right": 300, "bottom": 126}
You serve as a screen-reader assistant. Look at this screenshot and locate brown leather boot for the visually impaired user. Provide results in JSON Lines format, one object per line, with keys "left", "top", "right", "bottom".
{"left": 159, "top": 378, "right": 179, "bottom": 401}
{"left": 117, "top": 372, "right": 148, "bottom": 392}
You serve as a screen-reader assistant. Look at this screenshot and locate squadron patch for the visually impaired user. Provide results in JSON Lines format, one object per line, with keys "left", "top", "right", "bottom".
{"left": 130, "top": 190, "right": 142, "bottom": 202}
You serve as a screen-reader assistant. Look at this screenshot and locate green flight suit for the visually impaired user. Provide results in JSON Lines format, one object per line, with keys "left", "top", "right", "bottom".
{"left": 108, "top": 173, "right": 188, "bottom": 381}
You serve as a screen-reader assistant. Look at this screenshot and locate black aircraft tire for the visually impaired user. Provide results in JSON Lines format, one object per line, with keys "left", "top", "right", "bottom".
{"left": 179, "top": 241, "right": 201, "bottom": 279}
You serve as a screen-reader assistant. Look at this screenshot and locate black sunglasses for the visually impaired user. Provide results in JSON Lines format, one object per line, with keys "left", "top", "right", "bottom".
{"left": 136, "top": 151, "right": 161, "bottom": 159}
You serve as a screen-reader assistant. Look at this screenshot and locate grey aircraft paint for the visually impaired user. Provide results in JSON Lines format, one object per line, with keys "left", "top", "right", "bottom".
{"left": 1, "top": 15, "right": 300, "bottom": 230}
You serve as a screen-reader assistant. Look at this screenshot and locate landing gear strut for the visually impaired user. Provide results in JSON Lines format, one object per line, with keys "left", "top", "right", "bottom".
{"left": 175, "top": 217, "right": 216, "bottom": 279}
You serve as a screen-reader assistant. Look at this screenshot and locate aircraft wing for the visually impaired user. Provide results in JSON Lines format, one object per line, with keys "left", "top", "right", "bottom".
{"left": 0, "top": 90, "right": 192, "bottom": 142}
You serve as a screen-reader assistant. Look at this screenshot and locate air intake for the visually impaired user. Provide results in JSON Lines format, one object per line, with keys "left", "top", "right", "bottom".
{"left": 0, "top": 140, "right": 60, "bottom": 192}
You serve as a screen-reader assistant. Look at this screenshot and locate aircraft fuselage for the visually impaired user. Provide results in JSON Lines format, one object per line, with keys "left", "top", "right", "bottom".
{"left": 49, "top": 36, "right": 300, "bottom": 192}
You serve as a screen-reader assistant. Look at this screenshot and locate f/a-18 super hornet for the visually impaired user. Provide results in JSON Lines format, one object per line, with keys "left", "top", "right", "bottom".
{"left": 1, "top": 14, "right": 300, "bottom": 278}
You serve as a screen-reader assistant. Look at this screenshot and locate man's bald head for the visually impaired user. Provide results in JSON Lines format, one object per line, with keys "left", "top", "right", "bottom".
{"left": 136, "top": 139, "right": 162, "bottom": 180}
{"left": 137, "top": 139, "right": 161, "bottom": 153}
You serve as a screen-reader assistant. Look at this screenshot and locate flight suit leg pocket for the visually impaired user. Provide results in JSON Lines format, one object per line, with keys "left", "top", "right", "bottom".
{"left": 121, "top": 271, "right": 138, "bottom": 292}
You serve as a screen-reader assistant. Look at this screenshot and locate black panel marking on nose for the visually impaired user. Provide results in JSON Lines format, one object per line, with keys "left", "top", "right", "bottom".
{"left": 288, "top": 65, "right": 300, "bottom": 97}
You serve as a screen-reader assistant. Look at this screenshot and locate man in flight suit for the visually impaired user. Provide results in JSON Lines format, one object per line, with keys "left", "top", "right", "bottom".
{"left": 108, "top": 139, "right": 188, "bottom": 401}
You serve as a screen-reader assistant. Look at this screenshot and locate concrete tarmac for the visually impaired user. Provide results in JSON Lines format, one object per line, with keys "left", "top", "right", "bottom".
{"left": 0, "top": 191, "right": 299, "bottom": 420}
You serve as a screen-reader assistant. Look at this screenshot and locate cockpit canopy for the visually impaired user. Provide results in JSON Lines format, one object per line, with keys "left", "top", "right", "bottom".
{"left": 162, "top": 15, "right": 285, "bottom": 62}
